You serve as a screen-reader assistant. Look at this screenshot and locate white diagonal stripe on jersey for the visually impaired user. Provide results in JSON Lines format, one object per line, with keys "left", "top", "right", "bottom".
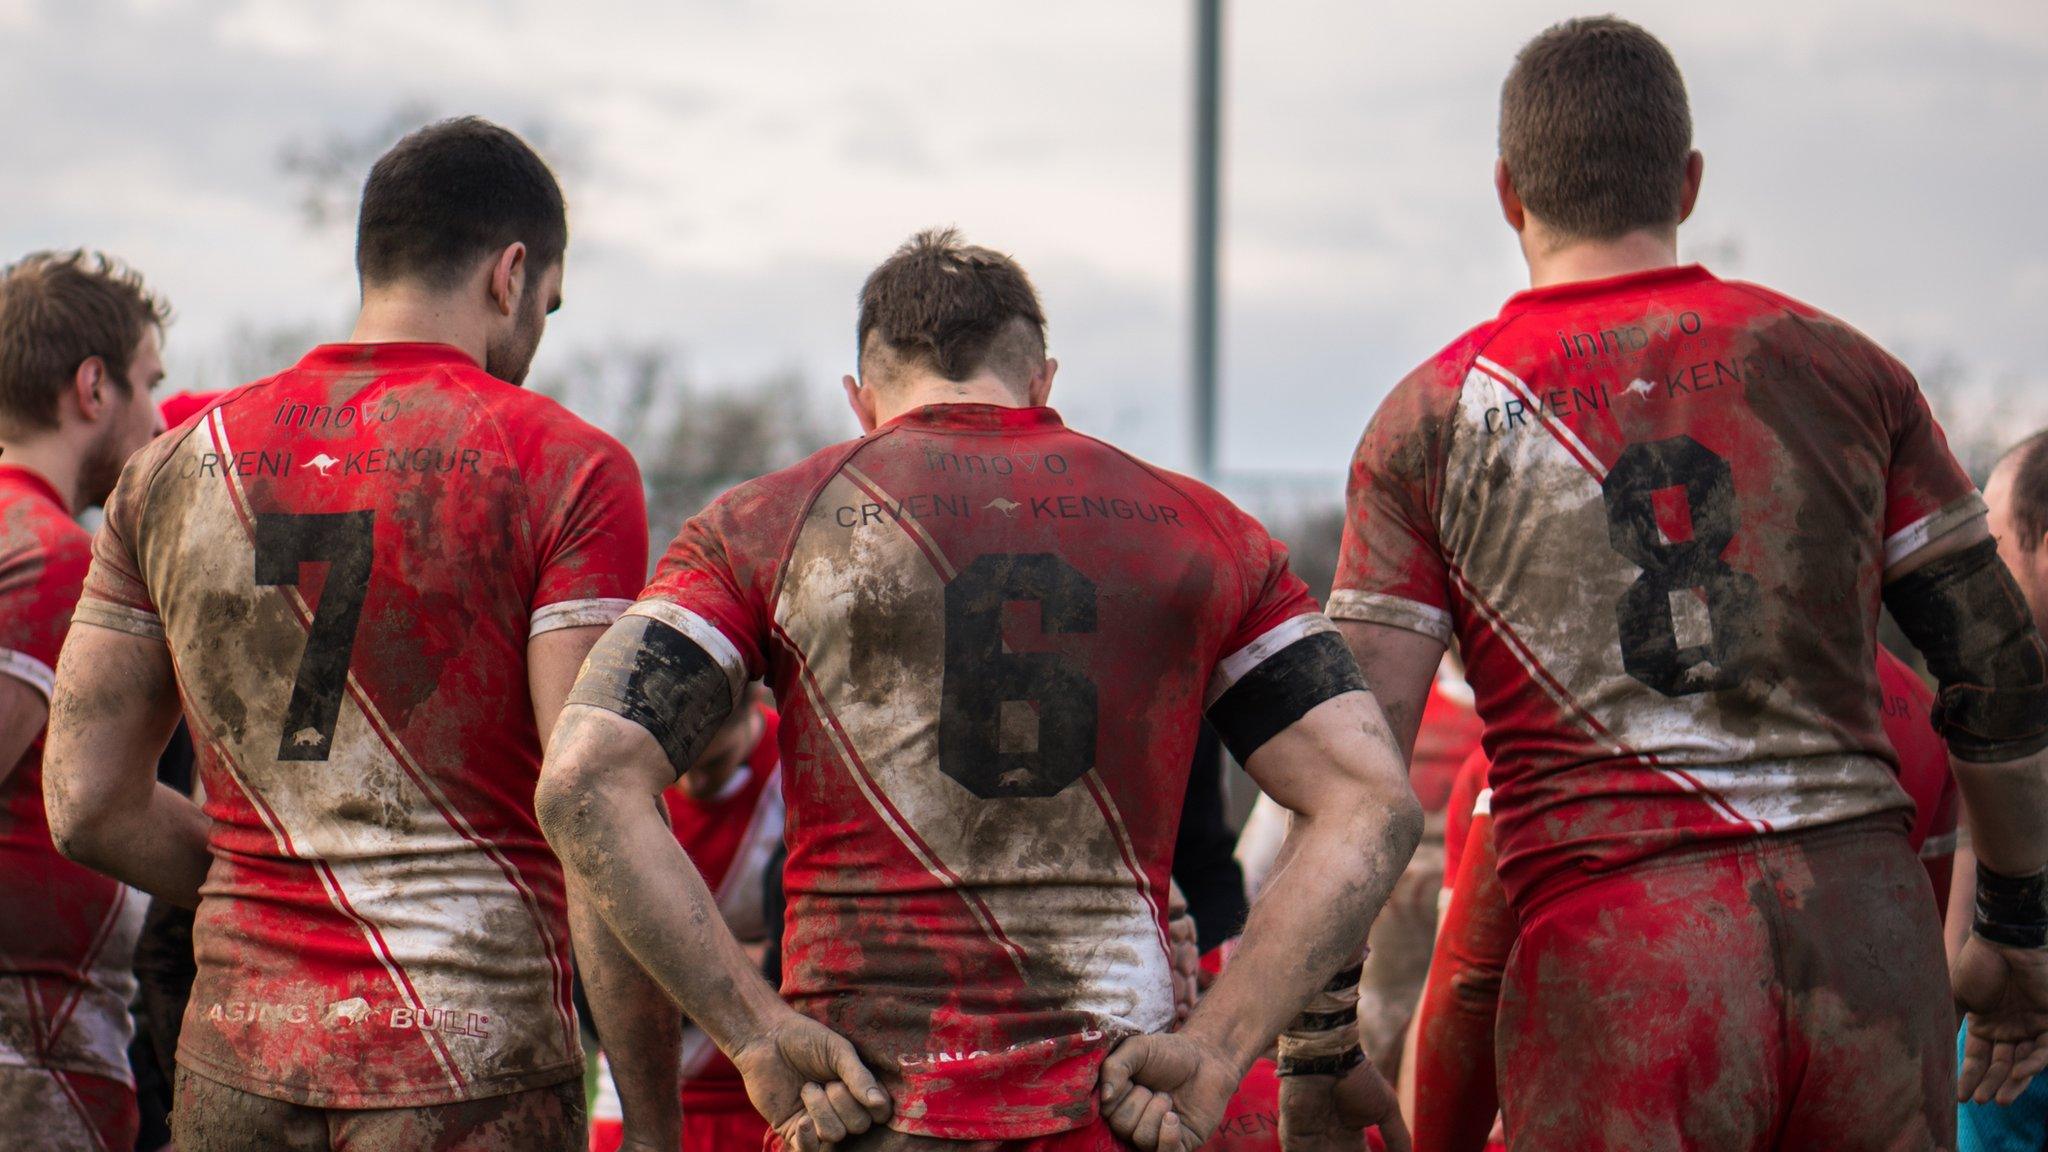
{"left": 529, "top": 597, "right": 633, "bottom": 637}
{"left": 1204, "top": 613, "right": 1339, "bottom": 707}
{"left": 843, "top": 463, "right": 958, "bottom": 580}
{"left": 192, "top": 411, "right": 577, "bottom": 1085}
{"left": 623, "top": 600, "right": 746, "bottom": 709}
{"left": 1472, "top": 356, "right": 1608, "bottom": 481}
{"left": 0, "top": 647, "right": 54, "bottom": 698}
{"left": 773, "top": 472, "right": 1174, "bottom": 1034}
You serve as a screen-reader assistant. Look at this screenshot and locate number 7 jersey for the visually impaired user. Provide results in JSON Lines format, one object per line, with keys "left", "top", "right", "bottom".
{"left": 1332, "top": 265, "right": 1982, "bottom": 913}
{"left": 73, "top": 343, "right": 648, "bottom": 1108}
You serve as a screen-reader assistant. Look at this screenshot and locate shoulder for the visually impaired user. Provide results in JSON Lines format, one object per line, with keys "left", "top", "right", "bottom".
{"left": 453, "top": 374, "right": 642, "bottom": 480}
{"left": 1718, "top": 279, "right": 1907, "bottom": 375}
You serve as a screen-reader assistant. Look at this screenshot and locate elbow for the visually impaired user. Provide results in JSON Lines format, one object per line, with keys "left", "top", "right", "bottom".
{"left": 1370, "top": 772, "right": 1426, "bottom": 867}
{"left": 46, "top": 803, "right": 109, "bottom": 871}
{"left": 533, "top": 758, "right": 596, "bottom": 854}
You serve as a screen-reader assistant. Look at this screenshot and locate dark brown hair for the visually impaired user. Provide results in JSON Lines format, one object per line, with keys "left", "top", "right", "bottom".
{"left": 857, "top": 228, "right": 1047, "bottom": 389}
{"left": 1500, "top": 16, "right": 1693, "bottom": 241}
{"left": 2002, "top": 431, "right": 2048, "bottom": 552}
{"left": 357, "top": 117, "right": 567, "bottom": 289}
{"left": 0, "top": 250, "right": 169, "bottom": 437}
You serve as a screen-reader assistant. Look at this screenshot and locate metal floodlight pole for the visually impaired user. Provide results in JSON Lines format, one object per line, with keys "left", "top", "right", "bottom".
{"left": 1192, "top": 0, "right": 1223, "bottom": 481}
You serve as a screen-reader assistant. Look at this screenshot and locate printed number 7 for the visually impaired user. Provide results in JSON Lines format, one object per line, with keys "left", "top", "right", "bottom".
{"left": 253, "top": 511, "right": 376, "bottom": 761}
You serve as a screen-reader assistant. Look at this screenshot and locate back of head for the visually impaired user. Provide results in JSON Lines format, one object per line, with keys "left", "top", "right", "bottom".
{"left": 356, "top": 117, "right": 567, "bottom": 291}
{"left": 857, "top": 228, "right": 1048, "bottom": 394}
{"left": 1500, "top": 16, "right": 1693, "bottom": 242}
{"left": 2000, "top": 432, "right": 2048, "bottom": 552}
{"left": 0, "top": 250, "right": 168, "bottom": 439}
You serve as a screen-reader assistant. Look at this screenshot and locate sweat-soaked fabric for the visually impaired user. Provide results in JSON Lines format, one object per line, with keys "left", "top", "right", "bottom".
{"left": 171, "top": 1064, "right": 584, "bottom": 1151}
{"left": 1496, "top": 817, "right": 1954, "bottom": 1152}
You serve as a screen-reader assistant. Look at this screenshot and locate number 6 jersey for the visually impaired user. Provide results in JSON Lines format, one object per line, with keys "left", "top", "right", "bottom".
{"left": 612, "top": 403, "right": 1353, "bottom": 1141}
{"left": 73, "top": 343, "right": 648, "bottom": 1108}
{"left": 1332, "top": 265, "right": 1982, "bottom": 913}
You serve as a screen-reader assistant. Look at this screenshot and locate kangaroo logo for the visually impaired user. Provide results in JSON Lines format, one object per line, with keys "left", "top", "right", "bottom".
{"left": 323, "top": 997, "right": 372, "bottom": 1027}
{"left": 304, "top": 453, "right": 341, "bottom": 477}
{"left": 984, "top": 498, "right": 1022, "bottom": 518}
{"left": 1624, "top": 379, "right": 1656, "bottom": 400}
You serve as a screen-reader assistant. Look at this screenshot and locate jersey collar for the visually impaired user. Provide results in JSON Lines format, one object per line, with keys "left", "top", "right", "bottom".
{"left": 0, "top": 462, "right": 70, "bottom": 515}
{"left": 1499, "top": 263, "right": 1717, "bottom": 315}
{"left": 883, "top": 404, "right": 1065, "bottom": 434}
{"left": 293, "top": 343, "right": 482, "bottom": 374}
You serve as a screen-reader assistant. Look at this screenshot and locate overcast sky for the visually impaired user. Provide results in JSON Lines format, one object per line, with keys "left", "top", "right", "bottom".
{"left": 3, "top": 0, "right": 2043, "bottom": 483}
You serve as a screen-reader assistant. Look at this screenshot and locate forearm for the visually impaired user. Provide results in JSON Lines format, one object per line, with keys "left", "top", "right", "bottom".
{"left": 1184, "top": 775, "right": 1420, "bottom": 1070}
{"left": 57, "top": 782, "right": 211, "bottom": 908}
{"left": 570, "top": 883, "right": 683, "bottom": 1141}
{"left": 1953, "top": 752, "right": 2048, "bottom": 877}
{"left": 539, "top": 717, "right": 785, "bottom": 1054}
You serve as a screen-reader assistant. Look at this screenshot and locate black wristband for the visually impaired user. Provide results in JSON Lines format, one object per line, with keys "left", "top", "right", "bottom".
{"left": 1276, "top": 1045, "right": 1365, "bottom": 1078}
{"left": 1975, "top": 865, "right": 2048, "bottom": 949}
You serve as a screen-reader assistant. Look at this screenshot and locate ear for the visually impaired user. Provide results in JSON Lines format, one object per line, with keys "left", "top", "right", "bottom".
{"left": 73, "top": 357, "right": 108, "bottom": 423}
{"left": 843, "top": 374, "right": 878, "bottom": 434}
{"left": 1495, "top": 159, "right": 1526, "bottom": 233}
{"left": 1027, "top": 357, "right": 1058, "bottom": 408}
{"left": 488, "top": 243, "right": 528, "bottom": 318}
{"left": 1677, "top": 150, "right": 1705, "bottom": 225}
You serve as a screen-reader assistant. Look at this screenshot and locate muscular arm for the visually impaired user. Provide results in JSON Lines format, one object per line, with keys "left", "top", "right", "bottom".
{"left": 0, "top": 675, "right": 46, "bottom": 788}
{"left": 42, "top": 624, "right": 206, "bottom": 907}
{"left": 530, "top": 626, "right": 682, "bottom": 1148}
{"left": 1184, "top": 690, "right": 1423, "bottom": 1076}
{"left": 1335, "top": 621, "right": 1448, "bottom": 764}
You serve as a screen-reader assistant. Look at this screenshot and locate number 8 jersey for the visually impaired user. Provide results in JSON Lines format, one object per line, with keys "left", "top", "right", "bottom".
{"left": 1332, "top": 265, "right": 1982, "bottom": 914}
{"left": 73, "top": 343, "right": 648, "bottom": 1108}
{"left": 622, "top": 403, "right": 1350, "bottom": 1142}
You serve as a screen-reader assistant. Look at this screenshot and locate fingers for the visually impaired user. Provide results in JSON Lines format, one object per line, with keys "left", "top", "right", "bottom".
{"left": 1997, "top": 1040, "right": 2048, "bottom": 1105}
{"left": 1959, "top": 1028, "right": 1991, "bottom": 1103}
{"left": 1974, "top": 1036, "right": 2016, "bottom": 1106}
{"left": 1377, "top": 1105, "right": 1415, "bottom": 1152}
{"left": 801, "top": 1082, "right": 849, "bottom": 1144}
{"left": 1100, "top": 1037, "right": 1148, "bottom": 1109}
{"left": 824, "top": 1082, "right": 877, "bottom": 1138}
{"left": 1104, "top": 1080, "right": 1160, "bottom": 1143}
{"left": 1132, "top": 1090, "right": 1176, "bottom": 1151}
{"left": 823, "top": 1034, "right": 892, "bottom": 1121}
{"left": 780, "top": 1114, "right": 821, "bottom": 1152}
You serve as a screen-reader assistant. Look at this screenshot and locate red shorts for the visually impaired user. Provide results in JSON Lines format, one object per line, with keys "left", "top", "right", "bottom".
{"left": 0, "top": 1064, "right": 137, "bottom": 1152}
{"left": 1496, "top": 817, "right": 1954, "bottom": 1151}
{"left": 767, "top": 1119, "right": 1131, "bottom": 1151}
{"left": 680, "top": 1105, "right": 769, "bottom": 1152}
{"left": 172, "top": 1065, "right": 585, "bottom": 1151}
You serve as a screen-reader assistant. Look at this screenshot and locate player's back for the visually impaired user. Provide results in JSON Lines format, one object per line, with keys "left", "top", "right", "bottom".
{"left": 648, "top": 403, "right": 1328, "bottom": 1138}
{"left": 76, "top": 342, "right": 646, "bottom": 1108}
{"left": 1336, "top": 265, "right": 1982, "bottom": 907}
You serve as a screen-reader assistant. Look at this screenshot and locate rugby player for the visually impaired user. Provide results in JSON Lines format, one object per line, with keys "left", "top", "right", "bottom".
{"left": 1407, "top": 646, "right": 1961, "bottom": 1152}
{"left": 0, "top": 250, "right": 167, "bottom": 1151}
{"left": 41, "top": 118, "right": 667, "bottom": 1150}
{"left": 1328, "top": 17, "right": 2048, "bottom": 1148}
{"left": 536, "top": 228, "right": 1423, "bottom": 1151}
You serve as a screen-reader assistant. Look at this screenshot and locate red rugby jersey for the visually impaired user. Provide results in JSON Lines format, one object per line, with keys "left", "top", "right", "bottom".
{"left": 1333, "top": 265, "right": 1981, "bottom": 910}
{"left": 0, "top": 465, "right": 145, "bottom": 1090}
{"left": 75, "top": 343, "right": 648, "bottom": 1108}
{"left": 626, "top": 403, "right": 1343, "bottom": 1140}
{"left": 1412, "top": 673, "right": 1482, "bottom": 814}
{"left": 667, "top": 705, "right": 784, "bottom": 1117}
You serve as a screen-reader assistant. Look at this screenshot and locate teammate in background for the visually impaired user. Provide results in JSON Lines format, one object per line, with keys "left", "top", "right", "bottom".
{"left": 0, "top": 250, "right": 166, "bottom": 1151}
{"left": 1956, "top": 430, "right": 2048, "bottom": 1152}
{"left": 1408, "top": 646, "right": 1961, "bottom": 1152}
{"left": 1329, "top": 17, "right": 2048, "bottom": 1148}
{"left": 40, "top": 118, "right": 663, "bottom": 1150}
{"left": 537, "top": 228, "right": 1422, "bottom": 1151}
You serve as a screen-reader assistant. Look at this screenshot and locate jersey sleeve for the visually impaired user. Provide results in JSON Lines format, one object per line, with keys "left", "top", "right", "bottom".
{"left": 73, "top": 437, "right": 174, "bottom": 643}
{"left": 0, "top": 528, "right": 89, "bottom": 699}
{"left": 1199, "top": 495, "right": 1366, "bottom": 764}
{"left": 1328, "top": 360, "right": 1461, "bottom": 644}
{"left": 1866, "top": 346, "right": 1983, "bottom": 574}
{"left": 528, "top": 429, "right": 650, "bottom": 636}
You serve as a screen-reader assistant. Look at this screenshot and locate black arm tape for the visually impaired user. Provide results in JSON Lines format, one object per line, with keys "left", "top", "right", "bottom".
{"left": 1208, "top": 631, "right": 1368, "bottom": 763}
{"left": 1319, "top": 961, "right": 1365, "bottom": 994}
{"left": 1884, "top": 537, "right": 2048, "bottom": 763}
{"left": 565, "top": 614, "right": 736, "bottom": 779}
{"left": 1975, "top": 865, "right": 2048, "bottom": 949}
{"left": 1294, "top": 1006, "right": 1358, "bottom": 1033}
{"left": 1277, "top": 1046, "right": 1364, "bottom": 1078}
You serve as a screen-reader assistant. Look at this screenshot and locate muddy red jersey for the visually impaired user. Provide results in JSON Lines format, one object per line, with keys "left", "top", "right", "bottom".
{"left": 667, "top": 705, "right": 784, "bottom": 1118}
{"left": 75, "top": 343, "right": 648, "bottom": 1108}
{"left": 617, "top": 403, "right": 1352, "bottom": 1141}
{"left": 1333, "top": 265, "right": 1981, "bottom": 910}
{"left": 0, "top": 465, "right": 145, "bottom": 1093}
{"left": 1875, "top": 649, "right": 1960, "bottom": 903}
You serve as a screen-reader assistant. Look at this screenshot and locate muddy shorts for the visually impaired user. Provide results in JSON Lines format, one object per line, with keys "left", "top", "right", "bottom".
{"left": 171, "top": 1065, "right": 584, "bottom": 1152}
{"left": 769, "top": 1119, "right": 1134, "bottom": 1151}
{"left": 0, "top": 1064, "right": 137, "bottom": 1152}
{"left": 679, "top": 1105, "right": 770, "bottom": 1152}
{"left": 1496, "top": 817, "right": 1955, "bottom": 1151}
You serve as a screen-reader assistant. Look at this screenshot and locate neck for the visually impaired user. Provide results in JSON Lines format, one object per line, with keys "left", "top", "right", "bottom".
{"left": 350, "top": 283, "right": 488, "bottom": 367}
{"left": 0, "top": 436, "right": 84, "bottom": 512}
{"left": 871, "top": 371, "right": 1027, "bottom": 426}
{"left": 1522, "top": 228, "right": 1680, "bottom": 289}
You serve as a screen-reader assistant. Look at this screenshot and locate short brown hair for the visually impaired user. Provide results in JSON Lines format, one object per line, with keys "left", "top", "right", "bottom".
{"left": 357, "top": 117, "right": 567, "bottom": 289}
{"left": 1500, "top": 17, "right": 1693, "bottom": 241}
{"left": 857, "top": 228, "right": 1047, "bottom": 389}
{"left": 0, "top": 250, "right": 169, "bottom": 437}
{"left": 2001, "top": 431, "right": 2048, "bottom": 552}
